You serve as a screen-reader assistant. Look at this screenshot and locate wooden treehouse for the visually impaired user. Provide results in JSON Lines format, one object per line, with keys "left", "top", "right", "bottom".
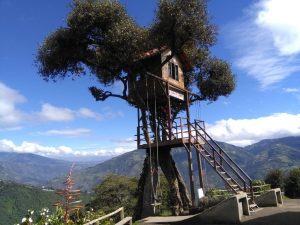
{"left": 130, "top": 47, "right": 256, "bottom": 215}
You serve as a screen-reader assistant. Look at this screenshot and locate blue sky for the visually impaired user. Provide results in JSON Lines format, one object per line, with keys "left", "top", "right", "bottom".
{"left": 1, "top": 0, "right": 300, "bottom": 161}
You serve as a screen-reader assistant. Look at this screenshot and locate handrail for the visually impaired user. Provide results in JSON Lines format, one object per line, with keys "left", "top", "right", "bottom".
{"left": 83, "top": 207, "right": 125, "bottom": 225}
{"left": 193, "top": 121, "right": 253, "bottom": 183}
{"left": 189, "top": 142, "right": 244, "bottom": 192}
{"left": 189, "top": 133, "right": 246, "bottom": 191}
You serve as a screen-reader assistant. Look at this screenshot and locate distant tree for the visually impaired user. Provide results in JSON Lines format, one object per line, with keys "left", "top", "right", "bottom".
{"left": 284, "top": 167, "right": 300, "bottom": 198}
{"left": 265, "top": 169, "right": 284, "bottom": 190}
{"left": 89, "top": 175, "right": 138, "bottom": 216}
{"left": 36, "top": 0, "right": 235, "bottom": 218}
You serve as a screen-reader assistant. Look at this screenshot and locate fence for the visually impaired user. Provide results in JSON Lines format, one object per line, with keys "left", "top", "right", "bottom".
{"left": 83, "top": 207, "right": 132, "bottom": 225}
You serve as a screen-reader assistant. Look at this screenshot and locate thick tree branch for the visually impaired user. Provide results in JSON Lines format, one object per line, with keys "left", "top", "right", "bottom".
{"left": 89, "top": 86, "right": 128, "bottom": 102}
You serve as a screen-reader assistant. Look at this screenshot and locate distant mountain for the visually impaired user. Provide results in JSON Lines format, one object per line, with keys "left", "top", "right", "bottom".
{"left": 0, "top": 152, "right": 97, "bottom": 186}
{"left": 245, "top": 136, "right": 300, "bottom": 178}
{"left": 50, "top": 141, "right": 254, "bottom": 191}
{"left": 51, "top": 136, "right": 300, "bottom": 191}
{"left": 50, "top": 150, "right": 146, "bottom": 191}
{"left": 3, "top": 136, "right": 300, "bottom": 192}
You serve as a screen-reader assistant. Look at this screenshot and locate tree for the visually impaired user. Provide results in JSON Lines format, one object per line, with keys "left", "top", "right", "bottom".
{"left": 284, "top": 167, "right": 300, "bottom": 198}
{"left": 36, "top": 0, "right": 235, "bottom": 218}
{"left": 89, "top": 175, "right": 138, "bottom": 216}
{"left": 265, "top": 169, "right": 284, "bottom": 190}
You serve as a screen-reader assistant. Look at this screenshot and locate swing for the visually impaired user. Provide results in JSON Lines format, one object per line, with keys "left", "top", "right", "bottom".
{"left": 145, "top": 75, "right": 162, "bottom": 213}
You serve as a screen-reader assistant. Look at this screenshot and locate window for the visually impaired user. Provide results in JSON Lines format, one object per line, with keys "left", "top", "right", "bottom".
{"left": 168, "top": 62, "right": 179, "bottom": 81}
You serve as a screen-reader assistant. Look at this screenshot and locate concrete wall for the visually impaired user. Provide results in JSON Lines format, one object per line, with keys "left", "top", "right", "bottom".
{"left": 186, "top": 193, "right": 250, "bottom": 224}
{"left": 255, "top": 188, "right": 283, "bottom": 207}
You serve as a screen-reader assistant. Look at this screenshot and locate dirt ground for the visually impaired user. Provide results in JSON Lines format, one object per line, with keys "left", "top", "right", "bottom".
{"left": 139, "top": 199, "right": 300, "bottom": 225}
{"left": 241, "top": 199, "right": 300, "bottom": 225}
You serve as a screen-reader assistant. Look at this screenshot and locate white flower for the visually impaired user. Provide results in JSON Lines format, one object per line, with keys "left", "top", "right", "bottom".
{"left": 21, "top": 218, "right": 26, "bottom": 223}
{"left": 29, "top": 217, "right": 33, "bottom": 223}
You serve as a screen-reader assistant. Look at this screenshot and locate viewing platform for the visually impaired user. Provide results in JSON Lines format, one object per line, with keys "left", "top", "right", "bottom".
{"left": 137, "top": 117, "right": 206, "bottom": 149}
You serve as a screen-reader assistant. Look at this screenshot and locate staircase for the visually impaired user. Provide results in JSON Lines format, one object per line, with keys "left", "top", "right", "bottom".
{"left": 137, "top": 117, "right": 258, "bottom": 211}
{"left": 185, "top": 119, "right": 258, "bottom": 211}
{"left": 188, "top": 120, "right": 253, "bottom": 195}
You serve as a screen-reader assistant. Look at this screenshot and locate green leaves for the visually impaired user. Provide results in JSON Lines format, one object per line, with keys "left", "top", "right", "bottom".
{"left": 198, "top": 58, "right": 235, "bottom": 101}
{"left": 36, "top": 0, "right": 236, "bottom": 104}
{"left": 90, "top": 175, "right": 138, "bottom": 216}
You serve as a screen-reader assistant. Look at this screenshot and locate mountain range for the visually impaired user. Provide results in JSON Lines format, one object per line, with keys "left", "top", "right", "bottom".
{"left": 0, "top": 152, "right": 97, "bottom": 186}
{"left": 51, "top": 136, "right": 300, "bottom": 191}
{"left": 1, "top": 136, "right": 300, "bottom": 191}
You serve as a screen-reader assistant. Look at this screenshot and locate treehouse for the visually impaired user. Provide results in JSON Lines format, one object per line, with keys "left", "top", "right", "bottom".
{"left": 130, "top": 47, "right": 257, "bottom": 218}
{"left": 128, "top": 47, "right": 192, "bottom": 105}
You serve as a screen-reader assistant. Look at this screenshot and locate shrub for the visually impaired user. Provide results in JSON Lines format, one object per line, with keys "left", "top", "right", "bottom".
{"left": 90, "top": 175, "right": 138, "bottom": 216}
{"left": 284, "top": 167, "right": 300, "bottom": 198}
{"left": 265, "top": 169, "right": 284, "bottom": 189}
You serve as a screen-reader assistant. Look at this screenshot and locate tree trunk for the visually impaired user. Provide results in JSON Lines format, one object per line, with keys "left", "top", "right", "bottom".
{"left": 134, "top": 147, "right": 192, "bottom": 220}
{"left": 158, "top": 147, "right": 191, "bottom": 215}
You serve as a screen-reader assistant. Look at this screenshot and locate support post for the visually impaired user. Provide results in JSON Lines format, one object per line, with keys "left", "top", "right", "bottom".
{"left": 166, "top": 83, "right": 172, "bottom": 141}
{"left": 185, "top": 91, "right": 195, "bottom": 207}
{"left": 196, "top": 151, "right": 204, "bottom": 192}
{"left": 137, "top": 108, "right": 140, "bottom": 148}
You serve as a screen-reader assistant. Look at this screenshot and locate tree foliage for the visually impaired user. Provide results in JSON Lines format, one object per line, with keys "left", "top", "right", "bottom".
{"left": 36, "top": 0, "right": 235, "bottom": 106}
{"left": 89, "top": 175, "right": 138, "bottom": 216}
{"left": 284, "top": 167, "right": 300, "bottom": 198}
{"left": 264, "top": 169, "right": 284, "bottom": 190}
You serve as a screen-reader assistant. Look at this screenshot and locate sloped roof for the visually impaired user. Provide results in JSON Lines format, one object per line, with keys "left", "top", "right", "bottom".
{"left": 138, "top": 47, "right": 193, "bottom": 72}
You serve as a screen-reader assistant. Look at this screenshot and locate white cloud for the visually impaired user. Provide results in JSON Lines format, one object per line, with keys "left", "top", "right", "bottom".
{"left": 256, "top": 0, "right": 300, "bottom": 55}
{"left": 37, "top": 103, "right": 75, "bottom": 122}
{"left": 207, "top": 113, "right": 300, "bottom": 146}
{"left": 38, "top": 128, "right": 91, "bottom": 137}
{"left": 0, "top": 82, "right": 121, "bottom": 130}
{"left": 0, "top": 139, "right": 135, "bottom": 157}
{"left": 77, "top": 108, "right": 103, "bottom": 121}
{"left": 0, "top": 82, "right": 26, "bottom": 128}
{"left": 283, "top": 88, "right": 299, "bottom": 93}
{"left": 229, "top": 0, "right": 300, "bottom": 88}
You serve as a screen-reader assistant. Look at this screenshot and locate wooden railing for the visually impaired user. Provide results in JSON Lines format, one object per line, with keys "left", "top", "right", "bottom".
{"left": 83, "top": 207, "right": 132, "bottom": 225}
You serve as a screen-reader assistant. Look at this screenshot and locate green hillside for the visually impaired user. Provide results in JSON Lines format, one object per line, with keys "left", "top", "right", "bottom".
{"left": 0, "top": 181, "right": 91, "bottom": 225}
{"left": 0, "top": 181, "right": 59, "bottom": 225}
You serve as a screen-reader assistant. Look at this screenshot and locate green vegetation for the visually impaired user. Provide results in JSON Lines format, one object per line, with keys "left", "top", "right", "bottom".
{"left": 16, "top": 207, "right": 113, "bottom": 225}
{"left": 90, "top": 175, "right": 138, "bottom": 216}
{"left": 88, "top": 174, "right": 173, "bottom": 217}
{"left": 264, "top": 169, "right": 284, "bottom": 190}
{"left": 0, "top": 181, "right": 91, "bottom": 225}
{"left": 0, "top": 181, "right": 59, "bottom": 225}
{"left": 36, "top": 0, "right": 236, "bottom": 217}
{"left": 262, "top": 167, "right": 300, "bottom": 199}
{"left": 284, "top": 167, "right": 300, "bottom": 198}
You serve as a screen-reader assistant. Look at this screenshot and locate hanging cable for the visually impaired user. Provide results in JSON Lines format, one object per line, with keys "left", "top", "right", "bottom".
{"left": 154, "top": 80, "right": 162, "bottom": 206}
{"left": 145, "top": 75, "right": 154, "bottom": 204}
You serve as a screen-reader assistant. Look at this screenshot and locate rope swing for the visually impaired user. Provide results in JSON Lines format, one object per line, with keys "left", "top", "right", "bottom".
{"left": 145, "top": 75, "right": 162, "bottom": 212}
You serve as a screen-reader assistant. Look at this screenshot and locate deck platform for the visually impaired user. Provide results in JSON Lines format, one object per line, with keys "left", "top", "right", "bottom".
{"left": 139, "top": 138, "right": 205, "bottom": 149}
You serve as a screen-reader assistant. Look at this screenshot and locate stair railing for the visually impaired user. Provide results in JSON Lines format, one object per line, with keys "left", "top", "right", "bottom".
{"left": 191, "top": 119, "right": 254, "bottom": 199}
{"left": 187, "top": 128, "right": 246, "bottom": 192}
